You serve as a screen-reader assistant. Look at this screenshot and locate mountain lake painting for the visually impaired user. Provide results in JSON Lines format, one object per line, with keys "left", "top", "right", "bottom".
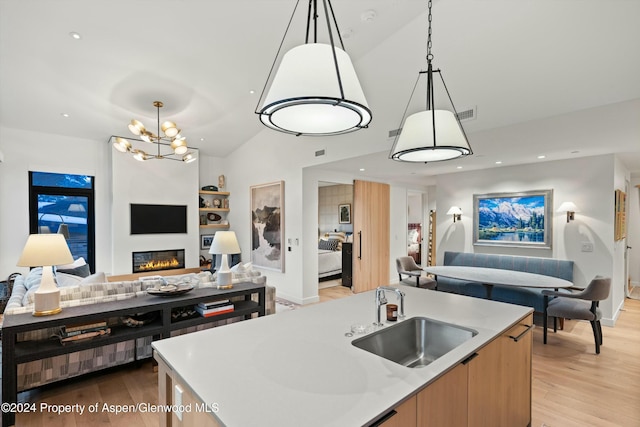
{"left": 473, "top": 190, "right": 553, "bottom": 248}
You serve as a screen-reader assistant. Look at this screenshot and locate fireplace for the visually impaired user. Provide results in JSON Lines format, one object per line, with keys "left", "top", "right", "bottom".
{"left": 132, "top": 249, "right": 185, "bottom": 273}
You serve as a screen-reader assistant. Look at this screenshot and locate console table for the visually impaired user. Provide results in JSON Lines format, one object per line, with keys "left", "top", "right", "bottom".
{"left": 1, "top": 282, "right": 265, "bottom": 427}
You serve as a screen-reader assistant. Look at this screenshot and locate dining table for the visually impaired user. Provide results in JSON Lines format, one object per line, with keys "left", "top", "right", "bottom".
{"left": 423, "top": 265, "right": 574, "bottom": 299}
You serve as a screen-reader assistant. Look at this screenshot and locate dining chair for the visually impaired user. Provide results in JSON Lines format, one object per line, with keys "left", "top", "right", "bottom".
{"left": 542, "top": 276, "right": 611, "bottom": 354}
{"left": 396, "top": 256, "right": 436, "bottom": 290}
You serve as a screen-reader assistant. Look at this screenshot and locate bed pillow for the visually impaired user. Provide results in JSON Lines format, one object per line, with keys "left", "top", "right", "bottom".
{"left": 319, "top": 239, "right": 339, "bottom": 251}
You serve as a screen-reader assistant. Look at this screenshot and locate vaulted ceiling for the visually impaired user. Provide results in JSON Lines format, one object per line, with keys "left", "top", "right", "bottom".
{"left": 1, "top": 0, "right": 639, "bottom": 181}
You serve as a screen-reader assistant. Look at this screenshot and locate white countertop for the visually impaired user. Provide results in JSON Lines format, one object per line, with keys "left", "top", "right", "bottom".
{"left": 152, "top": 286, "right": 532, "bottom": 427}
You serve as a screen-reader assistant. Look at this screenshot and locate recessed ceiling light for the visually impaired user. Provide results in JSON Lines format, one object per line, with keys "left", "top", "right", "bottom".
{"left": 200, "top": 138, "right": 205, "bottom": 141}
{"left": 341, "top": 28, "right": 354, "bottom": 39}
{"left": 537, "top": 155, "right": 546, "bottom": 159}
{"left": 495, "top": 161, "right": 502, "bottom": 164}
{"left": 249, "top": 90, "right": 255, "bottom": 94}
{"left": 69, "top": 32, "right": 81, "bottom": 40}
{"left": 61, "top": 113, "right": 70, "bottom": 118}
{"left": 457, "top": 166, "right": 463, "bottom": 169}
{"left": 359, "top": 168, "right": 365, "bottom": 172}
{"left": 361, "top": 9, "right": 377, "bottom": 23}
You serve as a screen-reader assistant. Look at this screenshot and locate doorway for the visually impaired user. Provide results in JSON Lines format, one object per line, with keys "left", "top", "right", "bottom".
{"left": 317, "top": 181, "right": 354, "bottom": 290}
{"left": 407, "top": 191, "right": 424, "bottom": 266}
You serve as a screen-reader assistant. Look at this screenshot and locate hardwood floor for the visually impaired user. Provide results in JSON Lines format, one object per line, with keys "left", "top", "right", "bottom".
{"left": 14, "top": 293, "right": 640, "bottom": 427}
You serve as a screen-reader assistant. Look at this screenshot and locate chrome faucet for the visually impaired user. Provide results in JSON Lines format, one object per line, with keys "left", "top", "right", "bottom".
{"left": 374, "top": 286, "right": 406, "bottom": 326}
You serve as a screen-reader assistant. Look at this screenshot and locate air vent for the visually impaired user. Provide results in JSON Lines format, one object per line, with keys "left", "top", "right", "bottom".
{"left": 388, "top": 128, "right": 402, "bottom": 138}
{"left": 456, "top": 106, "right": 476, "bottom": 122}
{"left": 315, "top": 149, "right": 326, "bottom": 157}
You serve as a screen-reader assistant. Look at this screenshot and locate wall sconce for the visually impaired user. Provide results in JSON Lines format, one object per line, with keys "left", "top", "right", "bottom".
{"left": 446, "top": 206, "right": 463, "bottom": 223}
{"left": 557, "top": 201, "right": 580, "bottom": 223}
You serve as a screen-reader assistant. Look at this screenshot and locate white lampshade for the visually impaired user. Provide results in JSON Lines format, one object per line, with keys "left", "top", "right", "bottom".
{"left": 208, "top": 231, "right": 241, "bottom": 255}
{"left": 390, "top": 110, "right": 471, "bottom": 162}
{"left": 128, "top": 119, "right": 145, "bottom": 136}
{"left": 446, "top": 206, "right": 463, "bottom": 216}
{"left": 557, "top": 201, "right": 580, "bottom": 213}
{"left": 17, "top": 234, "right": 73, "bottom": 267}
{"left": 171, "top": 138, "right": 188, "bottom": 155}
{"left": 209, "top": 231, "right": 241, "bottom": 289}
{"left": 113, "top": 137, "right": 131, "bottom": 153}
{"left": 17, "top": 234, "right": 73, "bottom": 316}
{"left": 259, "top": 43, "right": 371, "bottom": 136}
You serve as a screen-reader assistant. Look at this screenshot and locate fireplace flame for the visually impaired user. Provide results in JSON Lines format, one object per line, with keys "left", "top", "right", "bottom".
{"left": 139, "top": 257, "right": 181, "bottom": 271}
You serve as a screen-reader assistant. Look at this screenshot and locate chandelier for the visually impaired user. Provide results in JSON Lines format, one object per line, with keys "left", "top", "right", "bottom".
{"left": 255, "top": 0, "right": 372, "bottom": 136}
{"left": 389, "top": 0, "right": 472, "bottom": 163}
{"left": 109, "top": 101, "right": 197, "bottom": 163}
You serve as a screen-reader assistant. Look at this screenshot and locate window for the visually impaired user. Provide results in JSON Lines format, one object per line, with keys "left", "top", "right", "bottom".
{"left": 29, "top": 171, "right": 96, "bottom": 273}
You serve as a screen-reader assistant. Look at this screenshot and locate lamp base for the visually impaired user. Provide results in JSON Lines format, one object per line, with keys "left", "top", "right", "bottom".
{"left": 33, "top": 307, "right": 63, "bottom": 317}
{"left": 33, "top": 267, "right": 62, "bottom": 316}
{"left": 216, "top": 271, "right": 233, "bottom": 289}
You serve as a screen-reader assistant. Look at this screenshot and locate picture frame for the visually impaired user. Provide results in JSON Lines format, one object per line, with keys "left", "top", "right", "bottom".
{"left": 473, "top": 189, "right": 553, "bottom": 249}
{"left": 200, "top": 234, "right": 214, "bottom": 250}
{"left": 614, "top": 189, "right": 626, "bottom": 241}
{"left": 339, "top": 203, "right": 351, "bottom": 224}
{"left": 250, "top": 181, "right": 284, "bottom": 272}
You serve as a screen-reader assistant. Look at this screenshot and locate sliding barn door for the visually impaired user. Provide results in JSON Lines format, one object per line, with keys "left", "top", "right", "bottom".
{"left": 352, "top": 180, "right": 390, "bottom": 293}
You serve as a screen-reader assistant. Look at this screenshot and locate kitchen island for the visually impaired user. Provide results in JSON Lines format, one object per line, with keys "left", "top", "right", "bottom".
{"left": 153, "top": 285, "right": 533, "bottom": 427}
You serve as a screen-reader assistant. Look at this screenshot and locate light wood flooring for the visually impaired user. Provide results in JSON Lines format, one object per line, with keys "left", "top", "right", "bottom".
{"left": 13, "top": 290, "right": 640, "bottom": 427}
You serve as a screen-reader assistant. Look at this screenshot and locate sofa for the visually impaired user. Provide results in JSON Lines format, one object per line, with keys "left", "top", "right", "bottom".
{"left": 2, "top": 263, "right": 275, "bottom": 392}
{"left": 436, "top": 251, "right": 574, "bottom": 313}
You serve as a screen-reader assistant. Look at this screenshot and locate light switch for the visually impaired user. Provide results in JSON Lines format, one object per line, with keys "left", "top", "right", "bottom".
{"left": 174, "top": 384, "right": 184, "bottom": 421}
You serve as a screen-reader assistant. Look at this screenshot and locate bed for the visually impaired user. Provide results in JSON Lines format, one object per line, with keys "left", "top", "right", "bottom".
{"left": 318, "top": 231, "right": 350, "bottom": 281}
{"left": 318, "top": 249, "right": 343, "bottom": 280}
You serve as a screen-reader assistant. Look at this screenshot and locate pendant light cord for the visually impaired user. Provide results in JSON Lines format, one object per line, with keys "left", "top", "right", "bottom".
{"left": 426, "top": 0, "right": 433, "bottom": 63}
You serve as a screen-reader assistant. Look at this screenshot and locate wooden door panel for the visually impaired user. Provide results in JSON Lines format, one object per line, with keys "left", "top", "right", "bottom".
{"left": 353, "top": 180, "right": 390, "bottom": 293}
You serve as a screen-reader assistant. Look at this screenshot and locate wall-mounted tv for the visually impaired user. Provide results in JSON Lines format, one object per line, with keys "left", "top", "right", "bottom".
{"left": 130, "top": 204, "right": 187, "bottom": 235}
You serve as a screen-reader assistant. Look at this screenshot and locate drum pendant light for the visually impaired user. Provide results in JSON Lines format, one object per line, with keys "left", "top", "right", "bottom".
{"left": 256, "top": 0, "right": 372, "bottom": 136}
{"left": 390, "top": 0, "right": 472, "bottom": 163}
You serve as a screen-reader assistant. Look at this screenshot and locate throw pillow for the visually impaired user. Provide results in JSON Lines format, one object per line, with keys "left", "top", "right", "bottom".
{"left": 57, "top": 263, "right": 91, "bottom": 278}
{"left": 80, "top": 272, "right": 107, "bottom": 285}
{"left": 56, "top": 257, "right": 87, "bottom": 270}
{"left": 318, "top": 239, "right": 339, "bottom": 251}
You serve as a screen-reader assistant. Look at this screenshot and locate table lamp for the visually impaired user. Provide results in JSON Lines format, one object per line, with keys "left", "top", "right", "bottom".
{"left": 17, "top": 234, "right": 74, "bottom": 316}
{"left": 209, "top": 231, "right": 241, "bottom": 289}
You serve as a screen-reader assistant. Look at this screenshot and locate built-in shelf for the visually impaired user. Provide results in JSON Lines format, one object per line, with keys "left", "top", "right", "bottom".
{"left": 199, "top": 191, "right": 230, "bottom": 196}
{"left": 199, "top": 190, "right": 230, "bottom": 230}
{"left": 200, "top": 224, "right": 230, "bottom": 229}
{"left": 199, "top": 208, "right": 230, "bottom": 213}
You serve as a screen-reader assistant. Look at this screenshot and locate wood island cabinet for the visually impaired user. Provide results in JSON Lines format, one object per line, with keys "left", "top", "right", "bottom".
{"left": 154, "top": 312, "right": 533, "bottom": 427}
{"left": 394, "top": 312, "right": 533, "bottom": 427}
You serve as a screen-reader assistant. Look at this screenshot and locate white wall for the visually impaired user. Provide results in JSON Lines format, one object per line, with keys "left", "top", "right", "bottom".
{"left": 110, "top": 150, "right": 200, "bottom": 274}
{"left": 0, "top": 127, "right": 111, "bottom": 277}
{"left": 628, "top": 174, "right": 640, "bottom": 287}
{"left": 435, "top": 154, "right": 625, "bottom": 324}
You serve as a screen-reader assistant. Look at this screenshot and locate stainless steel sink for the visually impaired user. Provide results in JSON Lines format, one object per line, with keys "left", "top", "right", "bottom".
{"left": 352, "top": 317, "right": 478, "bottom": 368}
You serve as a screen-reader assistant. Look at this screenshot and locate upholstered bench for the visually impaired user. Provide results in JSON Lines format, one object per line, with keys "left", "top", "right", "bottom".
{"left": 436, "top": 251, "right": 574, "bottom": 312}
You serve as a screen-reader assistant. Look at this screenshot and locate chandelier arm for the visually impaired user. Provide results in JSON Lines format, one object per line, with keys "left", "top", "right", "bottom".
{"left": 109, "top": 136, "right": 197, "bottom": 150}
{"left": 156, "top": 102, "right": 161, "bottom": 158}
{"left": 322, "top": 0, "right": 345, "bottom": 100}
{"left": 254, "top": 0, "right": 302, "bottom": 114}
{"left": 326, "top": 0, "right": 345, "bottom": 50}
